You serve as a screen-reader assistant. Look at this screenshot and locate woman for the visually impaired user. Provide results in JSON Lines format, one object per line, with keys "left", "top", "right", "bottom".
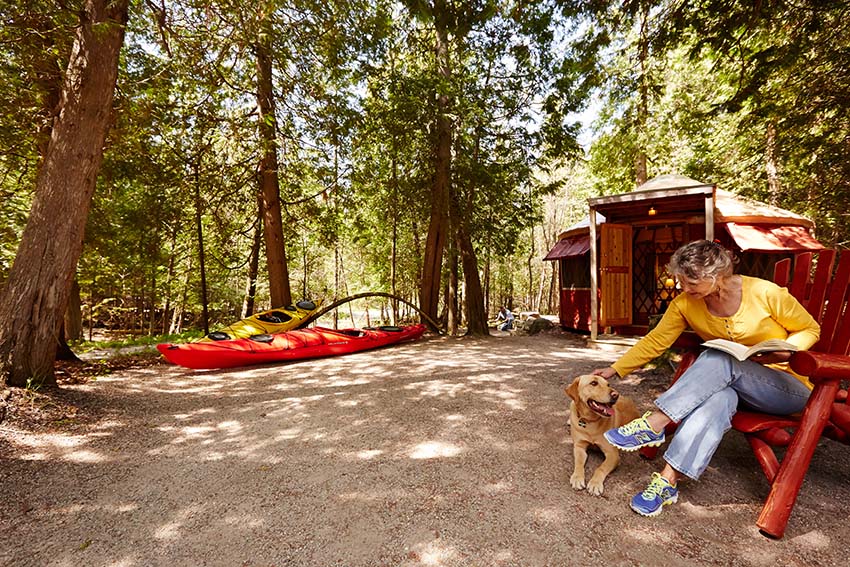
{"left": 594, "top": 240, "right": 820, "bottom": 517}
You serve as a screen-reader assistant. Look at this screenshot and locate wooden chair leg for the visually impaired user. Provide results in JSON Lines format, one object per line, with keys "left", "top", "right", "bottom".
{"left": 639, "top": 420, "right": 678, "bottom": 460}
{"left": 756, "top": 382, "right": 839, "bottom": 539}
{"left": 745, "top": 435, "right": 780, "bottom": 483}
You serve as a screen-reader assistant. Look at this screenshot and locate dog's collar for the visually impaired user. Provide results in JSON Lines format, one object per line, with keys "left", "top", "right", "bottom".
{"left": 577, "top": 415, "right": 603, "bottom": 428}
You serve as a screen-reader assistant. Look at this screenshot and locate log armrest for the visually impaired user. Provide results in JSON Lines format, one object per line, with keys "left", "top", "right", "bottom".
{"left": 671, "top": 331, "right": 702, "bottom": 350}
{"left": 790, "top": 351, "right": 850, "bottom": 383}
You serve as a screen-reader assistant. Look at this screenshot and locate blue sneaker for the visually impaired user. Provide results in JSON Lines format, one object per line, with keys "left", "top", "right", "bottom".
{"left": 631, "top": 472, "right": 679, "bottom": 516}
{"left": 603, "top": 411, "right": 665, "bottom": 451}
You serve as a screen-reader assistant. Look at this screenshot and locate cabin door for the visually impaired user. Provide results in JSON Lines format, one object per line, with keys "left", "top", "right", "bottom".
{"left": 600, "top": 223, "right": 632, "bottom": 327}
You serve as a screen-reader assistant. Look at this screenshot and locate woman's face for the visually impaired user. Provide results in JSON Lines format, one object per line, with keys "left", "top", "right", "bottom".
{"left": 677, "top": 275, "right": 716, "bottom": 299}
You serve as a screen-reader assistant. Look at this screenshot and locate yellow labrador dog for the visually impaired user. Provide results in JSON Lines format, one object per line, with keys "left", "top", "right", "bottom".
{"left": 565, "top": 374, "right": 639, "bottom": 495}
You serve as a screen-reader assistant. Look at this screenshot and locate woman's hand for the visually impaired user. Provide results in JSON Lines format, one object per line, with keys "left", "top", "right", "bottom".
{"left": 749, "top": 350, "right": 794, "bottom": 365}
{"left": 592, "top": 366, "right": 618, "bottom": 379}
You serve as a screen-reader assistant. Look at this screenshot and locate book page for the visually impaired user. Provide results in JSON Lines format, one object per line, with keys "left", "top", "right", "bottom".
{"left": 702, "top": 338, "right": 797, "bottom": 361}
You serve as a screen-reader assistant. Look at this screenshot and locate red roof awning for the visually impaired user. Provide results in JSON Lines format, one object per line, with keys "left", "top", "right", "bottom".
{"left": 724, "top": 223, "right": 825, "bottom": 252}
{"left": 543, "top": 235, "right": 591, "bottom": 261}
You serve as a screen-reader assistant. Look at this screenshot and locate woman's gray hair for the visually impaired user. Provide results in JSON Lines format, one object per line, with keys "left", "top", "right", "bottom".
{"left": 668, "top": 240, "right": 734, "bottom": 282}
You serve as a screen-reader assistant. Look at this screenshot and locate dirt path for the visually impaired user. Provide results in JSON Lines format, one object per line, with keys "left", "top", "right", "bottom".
{"left": 1, "top": 332, "right": 848, "bottom": 566}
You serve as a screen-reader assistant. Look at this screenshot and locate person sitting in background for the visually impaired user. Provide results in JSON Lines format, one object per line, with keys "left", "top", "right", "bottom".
{"left": 495, "top": 306, "right": 515, "bottom": 331}
{"left": 592, "top": 240, "right": 819, "bottom": 517}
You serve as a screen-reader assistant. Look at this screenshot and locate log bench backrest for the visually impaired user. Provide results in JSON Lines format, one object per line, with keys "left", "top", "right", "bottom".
{"left": 773, "top": 250, "right": 850, "bottom": 356}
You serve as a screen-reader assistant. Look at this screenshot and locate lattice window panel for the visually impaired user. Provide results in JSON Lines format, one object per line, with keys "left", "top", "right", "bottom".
{"left": 633, "top": 241, "right": 655, "bottom": 324}
{"left": 737, "top": 252, "right": 792, "bottom": 280}
{"left": 632, "top": 233, "right": 685, "bottom": 324}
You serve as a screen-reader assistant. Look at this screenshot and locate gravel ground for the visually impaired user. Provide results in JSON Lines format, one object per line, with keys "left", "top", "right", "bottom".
{"left": 1, "top": 331, "right": 849, "bottom": 566}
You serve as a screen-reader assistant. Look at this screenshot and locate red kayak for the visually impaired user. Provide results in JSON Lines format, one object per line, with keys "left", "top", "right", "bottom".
{"left": 157, "top": 324, "right": 427, "bottom": 369}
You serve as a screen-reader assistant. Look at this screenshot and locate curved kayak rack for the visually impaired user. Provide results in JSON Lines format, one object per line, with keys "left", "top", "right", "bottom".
{"left": 297, "top": 292, "right": 444, "bottom": 335}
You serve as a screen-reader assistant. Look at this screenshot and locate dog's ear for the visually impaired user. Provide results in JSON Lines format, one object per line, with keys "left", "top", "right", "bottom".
{"left": 565, "top": 378, "right": 580, "bottom": 402}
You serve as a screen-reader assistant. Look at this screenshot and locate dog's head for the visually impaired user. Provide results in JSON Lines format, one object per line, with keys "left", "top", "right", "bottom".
{"left": 565, "top": 374, "right": 620, "bottom": 418}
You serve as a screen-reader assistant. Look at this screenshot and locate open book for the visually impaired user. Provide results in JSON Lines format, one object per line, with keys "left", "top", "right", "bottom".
{"left": 702, "top": 338, "right": 798, "bottom": 361}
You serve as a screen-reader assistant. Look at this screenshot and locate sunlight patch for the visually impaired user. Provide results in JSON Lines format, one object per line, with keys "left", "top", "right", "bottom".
{"left": 409, "top": 441, "right": 462, "bottom": 459}
{"left": 413, "top": 540, "right": 457, "bottom": 565}
{"left": 623, "top": 526, "right": 676, "bottom": 544}
{"left": 530, "top": 506, "right": 565, "bottom": 523}
{"left": 92, "top": 420, "right": 125, "bottom": 431}
{"left": 737, "top": 542, "right": 779, "bottom": 566}
{"left": 181, "top": 425, "right": 216, "bottom": 436}
{"left": 481, "top": 481, "right": 512, "bottom": 493}
{"left": 406, "top": 381, "right": 466, "bottom": 398}
{"left": 354, "top": 449, "right": 383, "bottom": 460}
{"left": 154, "top": 508, "right": 198, "bottom": 540}
{"left": 223, "top": 515, "right": 263, "bottom": 528}
{"left": 326, "top": 377, "right": 372, "bottom": 387}
{"left": 64, "top": 450, "right": 105, "bottom": 463}
{"left": 484, "top": 388, "right": 525, "bottom": 410}
{"left": 679, "top": 501, "right": 723, "bottom": 518}
{"left": 790, "top": 530, "right": 831, "bottom": 549}
{"left": 20, "top": 452, "right": 48, "bottom": 461}
{"left": 548, "top": 349, "right": 597, "bottom": 359}
{"left": 154, "top": 521, "right": 182, "bottom": 540}
{"left": 276, "top": 428, "right": 302, "bottom": 440}
{"left": 10, "top": 432, "right": 105, "bottom": 462}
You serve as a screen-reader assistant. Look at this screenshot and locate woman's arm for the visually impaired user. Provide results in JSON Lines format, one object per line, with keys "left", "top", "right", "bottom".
{"left": 610, "top": 300, "right": 689, "bottom": 377}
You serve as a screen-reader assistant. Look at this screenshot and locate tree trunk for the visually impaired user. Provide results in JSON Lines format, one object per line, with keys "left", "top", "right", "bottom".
{"left": 256, "top": 30, "right": 292, "bottom": 308}
{"left": 390, "top": 153, "right": 399, "bottom": 326}
{"left": 451, "top": 173, "right": 487, "bottom": 336}
{"left": 55, "top": 324, "right": 81, "bottom": 362}
{"left": 0, "top": 0, "right": 128, "bottom": 387}
{"left": 527, "top": 225, "right": 536, "bottom": 310}
{"left": 634, "top": 2, "right": 650, "bottom": 187}
{"left": 193, "top": 161, "right": 210, "bottom": 336}
{"left": 419, "top": 0, "right": 451, "bottom": 325}
{"left": 170, "top": 261, "right": 192, "bottom": 335}
{"left": 162, "top": 225, "right": 178, "bottom": 334}
{"left": 456, "top": 223, "right": 488, "bottom": 335}
{"left": 242, "top": 198, "right": 263, "bottom": 318}
{"left": 484, "top": 236, "right": 491, "bottom": 317}
{"left": 64, "top": 279, "right": 83, "bottom": 341}
{"left": 447, "top": 244, "right": 458, "bottom": 335}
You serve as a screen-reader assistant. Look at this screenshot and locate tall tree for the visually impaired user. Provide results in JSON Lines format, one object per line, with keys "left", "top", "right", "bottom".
{"left": 0, "top": 0, "right": 129, "bottom": 387}
{"left": 417, "top": 0, "right": 452, "bottom": 325}
{"left": 255, "top": 18, "right": 292, "bottom": 308}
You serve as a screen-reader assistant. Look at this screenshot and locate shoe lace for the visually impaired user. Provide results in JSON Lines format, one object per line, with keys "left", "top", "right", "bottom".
{"left": 641, "top": 473, "right": 671, "bottom": 499}
{"left": 618, "top": 412, "right": 653, "bottom": 436}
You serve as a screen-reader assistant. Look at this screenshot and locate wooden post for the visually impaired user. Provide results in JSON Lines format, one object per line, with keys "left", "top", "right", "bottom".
{"left": 705, "top": 186, "right": 715, "bottom": 241}
{"left": 589, "top": 207, "right": 599, "bottom": 341}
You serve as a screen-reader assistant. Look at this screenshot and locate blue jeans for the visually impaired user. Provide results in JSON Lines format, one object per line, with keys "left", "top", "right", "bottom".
{"left": 656, "top": 349, "right": 811, "bottom": 480}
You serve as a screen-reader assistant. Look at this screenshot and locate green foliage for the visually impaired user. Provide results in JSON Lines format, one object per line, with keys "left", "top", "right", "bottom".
{"left": 2, "top": 0, "right": 846, "bottom": 342}
{"left": 585, "top": 0, "right": 850, "bottom": 246}
{"left": 71, "top": 330, "right": 203, "bottom": 352}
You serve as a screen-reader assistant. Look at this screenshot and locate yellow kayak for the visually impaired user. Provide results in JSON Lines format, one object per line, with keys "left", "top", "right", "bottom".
{"left": 196, "top": 299, "right": 322, "bottom": 342}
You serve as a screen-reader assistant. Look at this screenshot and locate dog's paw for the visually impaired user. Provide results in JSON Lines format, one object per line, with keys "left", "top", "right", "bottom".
{"left": 586, "top": 478, "right": 605, "bottom": 496}
{"left": 570, "top": 473, "right": 586, "bottom": 490}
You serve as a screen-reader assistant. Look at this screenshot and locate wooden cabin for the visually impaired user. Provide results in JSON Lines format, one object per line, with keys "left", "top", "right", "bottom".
{"left": 544, "top": 175, "right": 824, "bottom": 339}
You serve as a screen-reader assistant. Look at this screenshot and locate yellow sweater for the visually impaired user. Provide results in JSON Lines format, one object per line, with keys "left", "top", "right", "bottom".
{"left": 612, "top": 276, "right": 820, "bottom": 388}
